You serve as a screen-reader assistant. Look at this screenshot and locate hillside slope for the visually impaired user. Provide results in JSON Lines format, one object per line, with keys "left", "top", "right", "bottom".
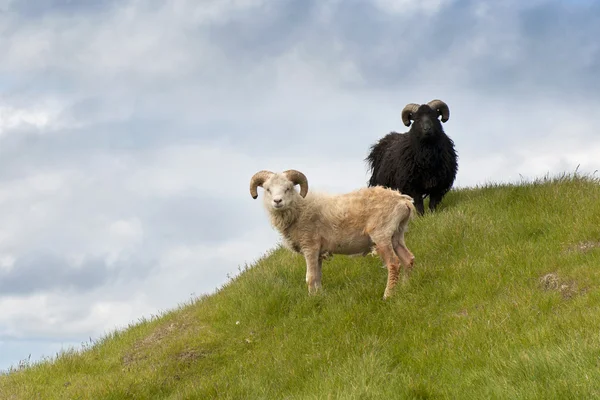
{"left": 2, "top": 174, "right": 600, "bottom": 399}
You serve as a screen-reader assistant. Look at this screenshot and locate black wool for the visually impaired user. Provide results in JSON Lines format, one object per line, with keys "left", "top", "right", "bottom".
{"left": 366, "top": 100, "right": 458, "bottom": 215}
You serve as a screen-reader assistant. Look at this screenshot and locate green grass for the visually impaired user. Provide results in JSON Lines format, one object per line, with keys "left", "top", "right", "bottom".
{"left": 2, "top": 173, "right": 600, "bottom": 399}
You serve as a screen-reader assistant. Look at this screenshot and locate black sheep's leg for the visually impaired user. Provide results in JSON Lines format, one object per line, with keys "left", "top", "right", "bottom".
{"left": 428, "top": 192, "right": 443, "bottom": 212}
{"left": 413, "top": 194, "right": 425, "bottom": 215}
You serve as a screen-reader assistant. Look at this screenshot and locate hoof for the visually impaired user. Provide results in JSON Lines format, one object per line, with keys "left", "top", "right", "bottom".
{"left": 308, "top": 283, "right": 322, "bottom": 295}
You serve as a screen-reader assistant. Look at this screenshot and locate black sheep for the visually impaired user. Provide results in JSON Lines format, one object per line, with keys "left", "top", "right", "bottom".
{"left": 366, "top": 99, "right": 458, "bottom": 215}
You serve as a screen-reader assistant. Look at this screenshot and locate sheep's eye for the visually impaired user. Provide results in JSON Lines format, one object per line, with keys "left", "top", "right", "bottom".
{"left": 266, "top": 188, "right": 271, "bottom": 193}
{"left": 285, "top": 188, "right": 290, "bottom": 192}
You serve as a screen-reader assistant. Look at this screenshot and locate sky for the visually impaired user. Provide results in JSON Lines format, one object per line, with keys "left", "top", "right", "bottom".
{"left": 0, "top": 0, "right": 599, "bottom": 371}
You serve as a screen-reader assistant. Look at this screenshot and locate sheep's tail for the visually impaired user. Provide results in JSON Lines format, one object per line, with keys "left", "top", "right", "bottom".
{"left": 400, "top": 194, "right": 417, "bottom": 222}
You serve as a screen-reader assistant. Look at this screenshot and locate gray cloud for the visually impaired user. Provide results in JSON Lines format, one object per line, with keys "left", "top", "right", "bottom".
{"left": 7, "top": 0, "right": 119, "bottom": 17}
{"left": 143, "top": 195, "right": 263, "bottom": 245}
{"left": 0, "top": 253, "right": 112, "bottom": 295}
{"left": 201, "top": 0, "right": 600, "bottom": 96}
{"left": 207, "top": 0, "right": 319, "bottom": 59}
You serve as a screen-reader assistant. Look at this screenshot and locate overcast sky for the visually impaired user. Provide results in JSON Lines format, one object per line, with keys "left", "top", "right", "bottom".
{"left": 0, "top": 0, "right": 599, "bottom": 371}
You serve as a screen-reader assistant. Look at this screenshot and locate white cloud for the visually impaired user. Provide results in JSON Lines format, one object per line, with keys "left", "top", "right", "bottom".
{"left": 0, "top": 254, "right": 15, "bottom": 273}
{"left": 0, "top": 104, "right": 60, "bottom": 135}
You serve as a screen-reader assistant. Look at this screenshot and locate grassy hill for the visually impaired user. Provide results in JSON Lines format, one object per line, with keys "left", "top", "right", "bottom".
{"left": 2, "top": 174, "right": 600, "bottom": 399}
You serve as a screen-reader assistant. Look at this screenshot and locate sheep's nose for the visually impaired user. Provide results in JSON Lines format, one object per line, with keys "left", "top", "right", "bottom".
{"left": 274, "top": 198, "right": 282, "bottom": 204}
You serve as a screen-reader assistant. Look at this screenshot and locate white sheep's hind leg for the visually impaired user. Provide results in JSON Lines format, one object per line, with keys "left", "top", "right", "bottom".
{"left": 374, "top": 241, "right": 401, "bottom": 300}
{"left": 393, "top": 231, "right": 415, "bottom": 284}
{"left": 304, "top": 251, "right": 322, "bottom": 294}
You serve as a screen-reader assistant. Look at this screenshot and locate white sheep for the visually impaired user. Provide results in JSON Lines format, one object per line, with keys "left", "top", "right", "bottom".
{"left": 249, "top": 169, "right": 417, "bottom": 299}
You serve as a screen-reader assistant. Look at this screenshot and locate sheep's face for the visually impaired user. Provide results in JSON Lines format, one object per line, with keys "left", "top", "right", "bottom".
{"left": 411, "top": 105, "right": 444, "bottom": 140}
{"left": 262, "top": 174, "right": 300, "bottom": 211}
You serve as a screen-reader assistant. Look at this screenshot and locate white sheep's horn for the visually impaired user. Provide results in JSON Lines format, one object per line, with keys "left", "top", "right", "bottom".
{"left": 249, "top": 170, "right": 274, "bottom": 199}
{"left": 283, "top": 169, "right": 309, "bottom": 198}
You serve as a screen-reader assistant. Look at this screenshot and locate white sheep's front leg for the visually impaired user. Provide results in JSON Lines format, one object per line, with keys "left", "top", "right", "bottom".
{"left": 304, "top": 250, "right": 322, "bottom": 294}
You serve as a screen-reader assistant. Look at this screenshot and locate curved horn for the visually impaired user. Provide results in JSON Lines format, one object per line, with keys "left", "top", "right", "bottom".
{"left": 401, "top": 103, "right": 421, "bottom": 127}
{"left": 283, "top": 169, "right": 309, "bottom": 198}
{"left": 427, "top": 99, "right": 450, "bottom": 123}
{"left": 249, "top": 170, "right": 274, "bottom": 199}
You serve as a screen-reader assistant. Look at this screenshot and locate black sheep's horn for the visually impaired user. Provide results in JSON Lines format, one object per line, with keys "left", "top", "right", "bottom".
{"left": 401, "top": 103, "right": 420, "bottom": 127}
{"left": 427, "top": 99, "right": 450, "bottom": 123}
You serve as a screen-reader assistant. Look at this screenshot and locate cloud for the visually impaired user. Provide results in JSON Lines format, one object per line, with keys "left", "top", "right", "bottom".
{"left": 0, "top": 0, "right": 600, "bottom": 371}
{"left": 0, "top": 252, "right": 112, "bottom": 295}
{"left": 6, "top": 0, "right": 119, "bottom": 17}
